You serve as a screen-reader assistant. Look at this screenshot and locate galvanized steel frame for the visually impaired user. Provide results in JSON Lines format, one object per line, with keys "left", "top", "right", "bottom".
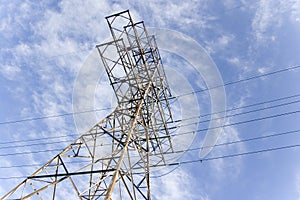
{"left": 2, "top": 10, "right": 175, "bottom": 200}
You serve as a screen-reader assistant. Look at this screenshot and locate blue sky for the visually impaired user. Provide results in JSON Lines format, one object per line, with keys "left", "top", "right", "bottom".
{"left": 1, "top": 0, "right": 300, "bottom": 199}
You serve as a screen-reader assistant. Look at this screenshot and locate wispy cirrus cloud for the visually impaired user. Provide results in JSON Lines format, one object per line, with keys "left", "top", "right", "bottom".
{"left": 152, "top": 167, "right": 206, "bottom": 200}
{"left": 0, "top": 0, "right": 125, "bottom": 196}
{"left": 251, "top": 0, "right": 300, "bottom": 44}
{"left": 2, "top": 0, "right": 300, "bottom": 199}
{"left": 207, "top": 125, "right": 245, "bottom": 180}
{"left": 129, "top": 0, "right": 215, "bottom": 32}
{"left": 0, "top": 65, "right": 21, "bottom": 80}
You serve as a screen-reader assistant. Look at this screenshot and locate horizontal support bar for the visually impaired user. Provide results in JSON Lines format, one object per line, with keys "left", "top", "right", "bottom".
{"left": 28, "top": 169, "right": 116, "bottom": 179}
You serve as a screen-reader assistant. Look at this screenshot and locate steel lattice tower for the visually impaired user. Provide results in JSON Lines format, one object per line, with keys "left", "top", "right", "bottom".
{"left": 3, "top": 10, "right": 175, "bottom": 200}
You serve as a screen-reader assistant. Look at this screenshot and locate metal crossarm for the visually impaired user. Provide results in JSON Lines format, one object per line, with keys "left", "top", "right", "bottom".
{"left": 2, "top": 10, "right": 175, "bottom": 200}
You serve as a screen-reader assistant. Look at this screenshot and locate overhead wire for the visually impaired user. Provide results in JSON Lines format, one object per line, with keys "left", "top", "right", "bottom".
{"left": 0, "top": 133, "right": 78, "bottom": 145}
{"left": 176, "top": 109, "right": 300, "bottom": 133}
{"left": 0, "top": 65, "right": 299, "bottom": 180}
{"left": 0, "top": 100, "right": 298, "bottom": 151}
{"left": 174, "top": 96, "right": 300, "bottom": 124}
{"left": 1, "top": 93, "right": 299, "bottom": 149}
{"left": 176, "top": 65, "right": 300, "bottom": 98}
{"left": 0, "top": 107, "right": 112, "bottom": 125}
{"left": 170, "top": 143, "right": 300, "bottom": 166}
{"left": 1, "top": 128, "right": 300, "bottom": 169}
{"left": 1, "top": 141, "right": 299, "bottom": 180}
{"left": 0, "top": 0, "right": 297, "bottom": 184}
{"left": 0, "top": 138, "right": 75, "bottom": 150}
{"left": 0, "top": 65, "right": 299, "bottom": 126}
{"left": 171, "top": 129, "right": 300, "bottom": 154}
{"left": 0, "top": 105, "right": 299, "bottom": 157}
{"left": 182, "top": 93, "right": 300, "bottom": 119}
{"left": 0, "top": 65, "right": 299, "bottom": 157}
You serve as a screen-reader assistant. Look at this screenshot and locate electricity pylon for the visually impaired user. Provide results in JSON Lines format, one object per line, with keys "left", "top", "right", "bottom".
{"left": 3, "top": 10, "right": 175, "bottom": 200}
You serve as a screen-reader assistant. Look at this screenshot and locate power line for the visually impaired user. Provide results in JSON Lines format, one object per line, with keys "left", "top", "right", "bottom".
{"left": 1, "top": 128, "right": 299, "bottom": 169}
{"left": 186, "top": 93, "right": 300, "bottom": 119}
{"left": 0, "top": 105, "right": 299, "bottom": 157}
{"left": 0, "top": 139, "right": 74, "bottom": 150}
{"left": 1, "top": 65, "right": 299, "bottom": 150}
{"left": 0, "top": 97, "right": 297, "bottom": 154}
{"left": 163, "top": 108, "right": 300, "bottom": 139}
{"left": 0, "top": 133, "right": 78, "bottom": 145}
{"left": 0, "top": 107, "right": 112, "bottom": 125}
{"left": 1, "top": 97, "right": 299, "bottom": 150}
{"left": 179, "top": 109, "right": 300, "bottom": 132}
{"left": 175, "top": 97, "right": 300, "bottom": 124}
{"left": 0, "top": 103, "right": 298, "bottom": 153}
{"left": 1, "top": 142, "right": 299, "bottom": 180}
{"left": 0, "top": 135, "right": 113, "bottom": 150}
{"left": 0, "top": 148, "right": 63, "bottom": 157}
{"left": 1, "top": 65, "right": 299, "bottom": 126}
{"left": 170, "top": 143, "right": 300, "bottom": 166}
{"left": 175, "top": 129, "right": 300, "bottom": 154}
{"left": 176, "top": 65, "right": 300, "bottom": 98}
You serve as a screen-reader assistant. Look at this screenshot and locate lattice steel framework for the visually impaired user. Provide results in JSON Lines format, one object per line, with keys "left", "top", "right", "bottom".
{"left": 2, "top": 10, "right": 175, "bottom": 200}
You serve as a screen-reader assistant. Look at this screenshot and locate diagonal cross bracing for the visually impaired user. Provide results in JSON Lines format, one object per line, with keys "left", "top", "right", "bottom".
{"left": 2, "top": 10, "right": 175, "bottom": 200}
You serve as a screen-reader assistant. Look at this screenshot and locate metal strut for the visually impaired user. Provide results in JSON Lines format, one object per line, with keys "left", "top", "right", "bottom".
{"left": 2, "top": 10, "right": 175, "bottom": 200}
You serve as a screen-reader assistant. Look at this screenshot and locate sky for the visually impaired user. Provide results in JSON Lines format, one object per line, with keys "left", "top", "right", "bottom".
{"left": 1, "top": 0, "right": 300, "bottom": 199}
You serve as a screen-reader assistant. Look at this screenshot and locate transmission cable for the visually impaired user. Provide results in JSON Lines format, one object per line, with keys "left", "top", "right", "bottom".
{"left": 174, "top": 97, "right": 300, "bottom": 124}
{"left": 0, "top": 107, "right": 112, "bottom": 125}
{"left": 1, "top": 96, "right": 299, "bottom": 150}
{"left": 0, "top": 139, "right": 75, "bottom": 150}
{"left": 0, "top": 95, "right": 299, "bottom": 149}
{"left": 0, "top": 133, "right": 78, "bottom": 145}
{"left": 183, "top": 93, "right": 300, "bottom": 119}
{"left": 176, "top": 65, "right": 300, "bottom": 98}
{"left": 168, "top": 143, "right": 300, "bottom": 167}
{"left": 1, "top": 65, "right": 299, "bottom": 126}
{"left": 1, "top": 142, "right": 299, "bottom": 180}
{"left": 0, "top": 106, "right": 299, "bottom": 157}
{"left": 1, "top": 128, "right": 299, "bottom": 169}
{"left": 176, "top": 109, "right": 300, "bottom": 133}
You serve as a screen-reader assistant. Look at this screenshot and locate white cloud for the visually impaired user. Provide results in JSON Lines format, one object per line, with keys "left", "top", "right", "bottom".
{"left": 4, "top": 0, "right": 127, "bottom": 133}
{"left": 222, "top": 0, "right": 236, "bottom": 9}
{"left": 218, "top": 34, "right": 234, "bottom": 46}
{"left": 129, "top": 0, "right": 215, "bottom": 31}
{"left": 290, "top": 0, "right": 300, "bottom": 24}
{"left": 227, "top": 57, "right": 240, "bottom": 65}
{"left": 258, "top": 67, "right": 268, "bottom": 74}
{"left": 204, "top": 33, "right": 235, "bottom": 54}
{"left": 15, "top": 43, "right": 32, "bottom": 56}
{"left": 0, "top": 64, "right": 21, "bottom": 80}
{"left": 252, "top": 0, "right": 280, "bottom": 43}
{"left": 5, "top": 0, "right": 300, "bottom": 199}
{"left": 207, "top": 125, "right": 245, "bottom": 180}
{"left": 0, "top": 1, "right": 125, "bottom": 196}
{"left": 251, "top": 0, "right": 300, "bottom": 43}
{"left": 152, "top": 167, "right": 206, "bottom": 200}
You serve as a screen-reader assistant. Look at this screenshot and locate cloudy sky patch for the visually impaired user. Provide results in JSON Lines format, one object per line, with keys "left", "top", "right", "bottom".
{"left": 1, "top": 0, "right": 300, "bottom": 199}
